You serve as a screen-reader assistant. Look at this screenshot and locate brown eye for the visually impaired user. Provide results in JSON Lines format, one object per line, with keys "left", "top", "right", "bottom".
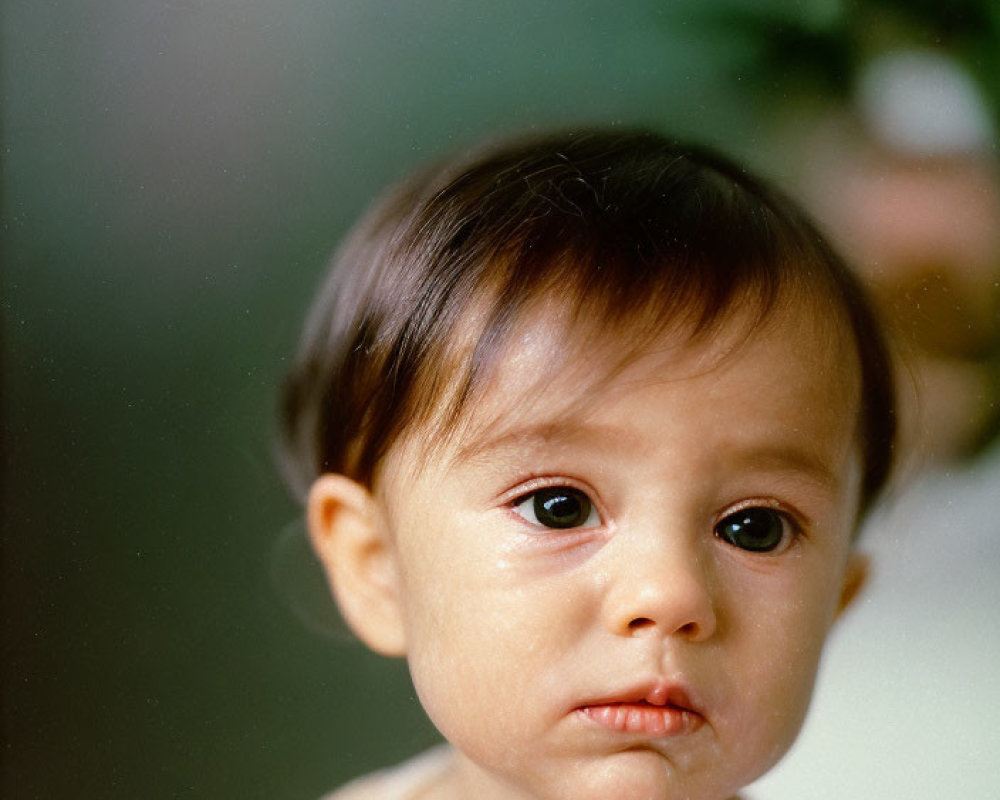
{"left": 513, "top": 486, "right": 600, "bottom": 529}
{"left": 715, "top": 507, "right": 789, "bottom": 553}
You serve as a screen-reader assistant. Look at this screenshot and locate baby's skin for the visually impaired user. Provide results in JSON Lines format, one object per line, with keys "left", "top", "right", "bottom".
{"left": 309, "top": 298, "right": 867, "bottom": 800}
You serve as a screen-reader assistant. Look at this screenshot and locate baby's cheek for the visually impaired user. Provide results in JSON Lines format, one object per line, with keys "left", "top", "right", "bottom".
{"left": 719, "top": 582, "right": 832, "bottom": 759}
{"left": 402, "top": 589, "right": 508, "bottom": 702}
{"left": 404, "top": 585, "right": 568, "bottom": 746}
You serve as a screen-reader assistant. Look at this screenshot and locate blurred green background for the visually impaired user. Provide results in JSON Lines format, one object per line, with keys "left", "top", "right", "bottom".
{"left": 3, "top": 2, "right": 997, "bottom": 799}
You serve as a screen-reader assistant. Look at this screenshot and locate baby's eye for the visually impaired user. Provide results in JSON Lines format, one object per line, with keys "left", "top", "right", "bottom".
{"left": 512, "top": 486, "right": 601, "bottom": 530}
{"left": 714, "top": 506, "right": 793, "bottom": 553}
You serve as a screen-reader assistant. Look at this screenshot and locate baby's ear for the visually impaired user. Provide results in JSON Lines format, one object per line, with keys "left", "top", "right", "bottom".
{"left": 307, "top": 474, "right": 406, "bottom": 657}
{"left": 835, "top": 551, "right": 870, "bottom": 620}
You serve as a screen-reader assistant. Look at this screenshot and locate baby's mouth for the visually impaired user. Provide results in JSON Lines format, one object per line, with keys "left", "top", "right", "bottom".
{"left": 576, "top": 684, "right": 704, "bottom": 736}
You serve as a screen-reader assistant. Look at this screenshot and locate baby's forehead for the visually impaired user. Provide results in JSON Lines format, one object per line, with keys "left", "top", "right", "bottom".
{"left": 424, "top": 295, "right": 861, "bottom": 467}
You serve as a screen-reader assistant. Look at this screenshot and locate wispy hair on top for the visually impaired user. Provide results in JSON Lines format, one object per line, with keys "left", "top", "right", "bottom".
{"left": 280, "top": 129, "right": 895, "bottom": 518}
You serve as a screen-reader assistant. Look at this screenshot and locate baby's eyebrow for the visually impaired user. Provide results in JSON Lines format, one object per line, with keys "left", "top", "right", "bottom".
{"left": 452, "top": 420, "right": 645, "bottom": 467}
{"left": 451, "top": 421, "right": 848, "bottom": 494}
{"left": 726, "top": 445, "right": 846, "bottom": 494}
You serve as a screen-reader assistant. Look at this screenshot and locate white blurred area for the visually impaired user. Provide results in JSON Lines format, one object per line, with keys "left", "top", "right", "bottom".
{"left": 752, "top": 50, "right": 1000, "bottom": 800}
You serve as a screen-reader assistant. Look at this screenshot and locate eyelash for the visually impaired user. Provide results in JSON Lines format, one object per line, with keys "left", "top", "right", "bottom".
{"left": 507, "top": 481, "right": 804, "bottom": 554}
{"left": 504, "top": 475, "right": 606, "bottom": 531}
{"left": 510, "top": 483, "right": 603, "bottom": 531}
{"left": 712, "top": 500, "right": 803, "bottom": 555}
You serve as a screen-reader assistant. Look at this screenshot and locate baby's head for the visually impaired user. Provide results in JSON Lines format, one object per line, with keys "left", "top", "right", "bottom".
{"left": 281, "top": 129, "right": 895, "bottom": 800}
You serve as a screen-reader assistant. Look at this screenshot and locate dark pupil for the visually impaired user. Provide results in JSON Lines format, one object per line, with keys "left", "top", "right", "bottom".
{"left": 716, "top": 508, "right": 783, "bottom": 552}
{"left": 533, "top": 487, "right": 590, "bottom": 529}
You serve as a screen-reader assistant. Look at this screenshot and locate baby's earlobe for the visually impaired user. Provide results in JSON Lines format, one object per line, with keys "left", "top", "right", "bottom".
{"left": 835, "top": 552, "right": 870, "bottom": 620}
{"left": 307, "top": 474, "right": 407, "bottom": 656}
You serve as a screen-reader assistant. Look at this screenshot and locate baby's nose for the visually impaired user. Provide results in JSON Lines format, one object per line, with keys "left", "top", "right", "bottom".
{"left": 599, "top": 529, "right": 717, "bottom": 642}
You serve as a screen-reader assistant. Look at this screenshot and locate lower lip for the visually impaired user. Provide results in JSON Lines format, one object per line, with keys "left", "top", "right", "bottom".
{"left": 578, "top": 703, "right": 703, "bottom": 736}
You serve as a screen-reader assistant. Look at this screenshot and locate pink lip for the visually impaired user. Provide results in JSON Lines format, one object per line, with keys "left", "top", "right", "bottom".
{"left": 576, "top": 682, "right": 704, "bottom": 736}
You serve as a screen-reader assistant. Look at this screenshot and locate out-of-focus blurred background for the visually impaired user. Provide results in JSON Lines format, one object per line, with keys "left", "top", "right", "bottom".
{"left": 3, "top": 2, "right": 998, "bottom": 799}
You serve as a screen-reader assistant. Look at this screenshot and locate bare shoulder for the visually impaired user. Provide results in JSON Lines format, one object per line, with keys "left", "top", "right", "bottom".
{"left": 321, "top": 746, "right": 454, "bottom": 800}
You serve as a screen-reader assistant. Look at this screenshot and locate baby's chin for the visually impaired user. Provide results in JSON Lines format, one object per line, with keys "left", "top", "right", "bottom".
{"left": 559, "top": 750, "right": 745, "bottom": 800}
{"left": 456, "top": 747, "right": 749, "bottom": 800}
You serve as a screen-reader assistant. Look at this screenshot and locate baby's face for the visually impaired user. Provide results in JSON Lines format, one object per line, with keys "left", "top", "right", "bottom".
{"left": 375, "top": 303, "right": 864, "bottom": 800}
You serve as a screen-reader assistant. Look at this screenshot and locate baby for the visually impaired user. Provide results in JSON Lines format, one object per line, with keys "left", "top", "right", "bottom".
{"left": 279, "top": 129, "right": 896, "bottom": 800}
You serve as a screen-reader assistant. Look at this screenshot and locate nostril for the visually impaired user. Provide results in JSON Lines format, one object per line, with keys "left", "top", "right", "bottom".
{"left": 627, "top": 617, "right": 703, "bottom": 637}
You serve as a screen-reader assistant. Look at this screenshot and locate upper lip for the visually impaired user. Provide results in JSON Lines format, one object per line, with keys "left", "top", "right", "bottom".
{"left": 579, "top": 679, "right": 703, "bottom": 716}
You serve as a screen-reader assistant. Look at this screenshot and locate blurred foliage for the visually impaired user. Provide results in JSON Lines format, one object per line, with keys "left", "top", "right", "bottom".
{"left": 673, "top": 0, "right": 1000, "bottom": 122}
